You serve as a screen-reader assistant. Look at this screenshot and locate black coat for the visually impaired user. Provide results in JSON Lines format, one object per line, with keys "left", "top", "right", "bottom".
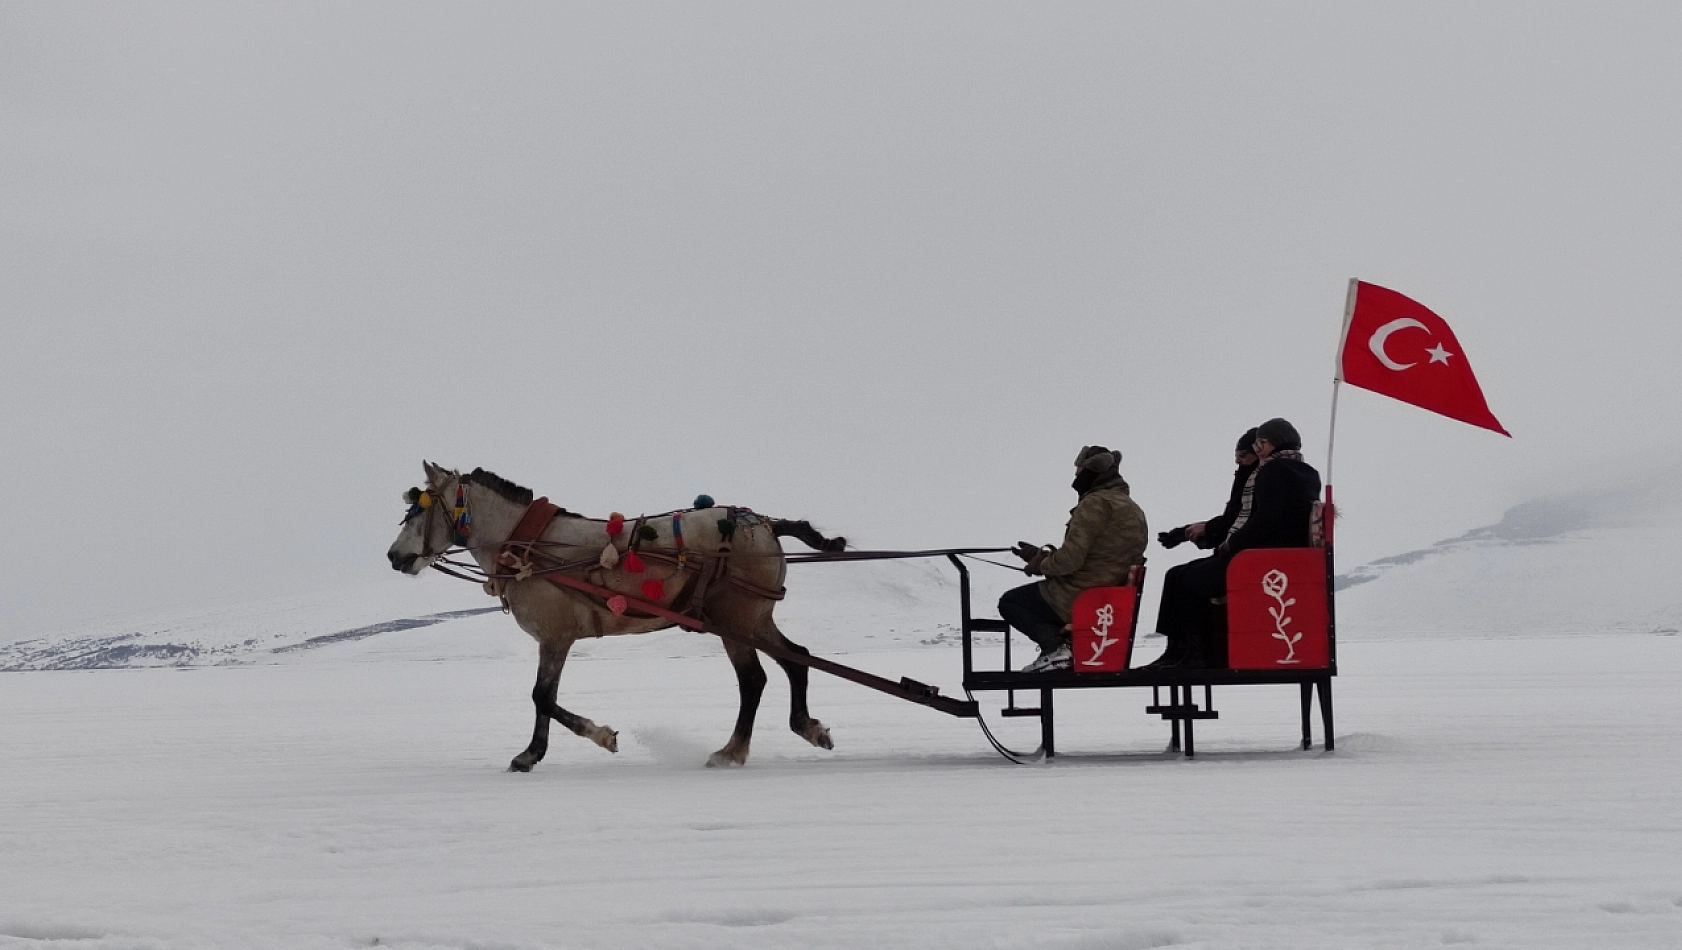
{"left": 1198, "top": 463, "right": 1257, "bottom": 549}
{"left": 1220, "top": 455, "right": 1321, "bottom": 555}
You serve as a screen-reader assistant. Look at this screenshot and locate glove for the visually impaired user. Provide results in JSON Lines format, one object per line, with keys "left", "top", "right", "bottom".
{"left": 1024, "top": 547, "right": 1052, "bottom": 576}
{"left": 1012, "top": 541, "right": 1041, "bottom": 562}
{"left": 1157, "top": 527, "right": 1188, "bottom": 549}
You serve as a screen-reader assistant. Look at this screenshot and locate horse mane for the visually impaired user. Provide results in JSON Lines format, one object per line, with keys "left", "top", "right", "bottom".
{"left": 461, "top": 467, "right": 586, "bottom": 518}
{"left": 462, "top": 468, "right": 534, "bottom": 506}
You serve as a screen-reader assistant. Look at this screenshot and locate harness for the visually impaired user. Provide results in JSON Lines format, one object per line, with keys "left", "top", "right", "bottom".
{"left": 467, "top": 497, "right": 785, "bottom": 624}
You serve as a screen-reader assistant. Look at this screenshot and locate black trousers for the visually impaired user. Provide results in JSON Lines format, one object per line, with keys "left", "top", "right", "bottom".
{"left": 1155, "top": 554, "right": 1230, "bottom": 642}
{"left": 998, "top": 582, "right": 1065, "bottom": 651}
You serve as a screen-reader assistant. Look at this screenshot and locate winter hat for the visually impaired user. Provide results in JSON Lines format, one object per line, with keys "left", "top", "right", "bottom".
{"left": 1074, "top": 445, "right": 1121, "bottom": 472}
{"left": 1256, "top": 418, "right": 1302, "bottom": 451}
{"left": 1236, "top": 427, "right": 1259, "bottom": 453}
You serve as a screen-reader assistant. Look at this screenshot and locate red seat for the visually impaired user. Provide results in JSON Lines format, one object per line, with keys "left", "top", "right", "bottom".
{"left": 1071, "top": 564, "right": 1145, "bottom": 673}
{"left": 1225, "top": 548, "right": 1330, "bottom": 670}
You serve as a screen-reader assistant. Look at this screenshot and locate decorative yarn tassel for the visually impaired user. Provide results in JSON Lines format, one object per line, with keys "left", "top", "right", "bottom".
{"left": 640, "top": 579, "right": 665, "bottom": 602}
{"left": 717, "top": 518, "right": 736, "bottom": 541}
{"left": 637, "top": 524, "right": 658, "bottom": 543}
{"left": 598, "top": 543, "right": 620, "bottom": 570}
{"left": 607, "top": 595, "right": 628, "bottom": 615}
{"left": 606, "top": 513, "right": 626, "bottom": 537}
{"left": 622, "top": 551, "right": 645, "bottom": 574}
{"left": 693, "top": 494, "right": 715, "bottom": 509}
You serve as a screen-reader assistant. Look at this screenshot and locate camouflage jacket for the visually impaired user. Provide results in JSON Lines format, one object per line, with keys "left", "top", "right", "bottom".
{"left": 1036, "top": 477, "right": 1148, "bottom": 619}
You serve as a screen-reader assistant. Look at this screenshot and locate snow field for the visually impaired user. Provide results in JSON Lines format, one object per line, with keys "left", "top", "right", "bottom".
{"left": 2, "top": 634, "right": 1679, "bottom": 949}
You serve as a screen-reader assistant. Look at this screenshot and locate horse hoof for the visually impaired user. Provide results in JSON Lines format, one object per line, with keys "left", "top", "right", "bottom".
{"left": 508, "top": 758, "right": 535, "bottom": 773}
{"left": 802, "top": 723, "right": 834, "bottom": 751}
{"left": 593, "top": 727, "right": 619, "bottom": 753}
{"left": 706, "top": 750, "right": 746, "bottom": 768}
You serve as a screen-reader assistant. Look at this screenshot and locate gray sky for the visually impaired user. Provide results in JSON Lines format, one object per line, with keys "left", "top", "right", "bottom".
{"left": 5, "top": 2, "right": 1679, "bottom": 637}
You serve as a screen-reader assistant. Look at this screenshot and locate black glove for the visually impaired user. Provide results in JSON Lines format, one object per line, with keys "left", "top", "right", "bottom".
{"left": 1012, "top": 541, "right": 1041, "bottom": 562}
{"left": 1158, "top": 526, "right": 1188, "bottom": 549}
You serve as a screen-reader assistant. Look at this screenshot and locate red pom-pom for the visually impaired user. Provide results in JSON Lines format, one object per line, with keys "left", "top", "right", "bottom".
{"left": 606, "top": 514, "right": 625, "bottom": 537}
{"left": 622, "top": 552, "right": 644, "bottom": 574}
{"left": 607, "top": 595, "right": 628, "bottom": 615}
{"left": 641, "top": 579, "right": 665, "bottom": 602}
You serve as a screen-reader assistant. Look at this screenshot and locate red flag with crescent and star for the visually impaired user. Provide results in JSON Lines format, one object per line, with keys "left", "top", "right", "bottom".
{"left": 1338, "top": 281, "right": 1510, "bottom": 436}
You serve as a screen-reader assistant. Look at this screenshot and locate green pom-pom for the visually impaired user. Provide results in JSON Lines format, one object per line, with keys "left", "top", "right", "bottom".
{"left": 637, "top": 524, "right": 658, "bottom": 543}
{"left": 403, "top": 487, "right": 422, "bottom": 505}
{"left": 717, "top": 518, "right": 736, "bottom": 540}
{"left": 693, "top": 494, "right": 715, "bottom": 509}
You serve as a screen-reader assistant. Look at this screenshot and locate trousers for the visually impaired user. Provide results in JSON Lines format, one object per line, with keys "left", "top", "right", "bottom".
{"left": 998, "top": 582, "right": 1066, "bottom": 651}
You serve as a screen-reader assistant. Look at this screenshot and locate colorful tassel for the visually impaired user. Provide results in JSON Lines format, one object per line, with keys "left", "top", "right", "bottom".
{"left": 622, "top": 551, "right": 645, "bottom": 574}
{"left": 717, "top": 518, "right": 736, "bottom": 540}
{"left": 598, "top": 543, "right": 620, "bottom": 570}
{"left": 606, "top": 513, "right": 626, "bottom": 537}
{"left": 637, "top": 524, "right": 658, "bottom": 543}
{"left": 641, "top": 579, "right": 665, "bottom": 602}
{"left": 607, "top": 595, "right": 628, "bottom": 615}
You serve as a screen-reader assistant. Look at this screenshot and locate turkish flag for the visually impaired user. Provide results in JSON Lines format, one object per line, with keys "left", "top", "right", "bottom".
{"left": 1339, "top": 281, "right": 1510, "bottom": 436}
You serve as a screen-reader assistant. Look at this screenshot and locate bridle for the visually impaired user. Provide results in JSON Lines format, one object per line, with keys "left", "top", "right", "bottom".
{"left": 402, "top": 471, "right": 474, "bottom": 566}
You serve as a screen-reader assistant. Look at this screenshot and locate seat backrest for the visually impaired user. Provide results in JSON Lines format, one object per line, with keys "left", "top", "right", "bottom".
{"left": 1070, "top": 564, "right": 1146, "bottom": 673}
{"left": 1225, "top": 548, "right": 1330, "bottom": 670}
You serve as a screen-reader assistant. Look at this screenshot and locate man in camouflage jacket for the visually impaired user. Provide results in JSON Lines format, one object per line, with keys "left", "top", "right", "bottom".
{"left": 1000, "top": 446, "right": 1149, "bottom": 672}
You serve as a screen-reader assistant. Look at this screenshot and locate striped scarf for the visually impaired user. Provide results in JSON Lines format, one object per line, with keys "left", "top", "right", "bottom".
{"left": 1223, "top": 449, "right": 1303, "bottom": 542}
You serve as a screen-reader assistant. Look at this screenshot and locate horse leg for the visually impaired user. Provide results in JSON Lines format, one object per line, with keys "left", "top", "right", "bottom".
{"left": 509, "top": 639, "right": 617, "bottom": 773}
{"left": 707, "top": 638, "right": 767, "bottom": 768}
{"left": 771, "top": 631, "right": 833, "bottom": 751}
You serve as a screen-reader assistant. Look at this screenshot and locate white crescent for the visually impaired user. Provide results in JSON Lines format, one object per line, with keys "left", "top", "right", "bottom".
{"left": 1368, "top": 317, "right": 1428, "bottom": 371}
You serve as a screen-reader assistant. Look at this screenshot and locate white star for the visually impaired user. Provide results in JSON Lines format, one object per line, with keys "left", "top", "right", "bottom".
{"left": 1426, "top": 343, "right": 1454, "bottom": 365}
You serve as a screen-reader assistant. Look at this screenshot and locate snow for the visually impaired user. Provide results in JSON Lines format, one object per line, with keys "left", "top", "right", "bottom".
{"left": 4, "top": 488, "right": 1681, "bottom": 948}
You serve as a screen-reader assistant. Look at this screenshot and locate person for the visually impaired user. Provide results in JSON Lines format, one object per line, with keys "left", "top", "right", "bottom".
{"left": 1144, "top": 428, "right": 1259, "bottom": 670}
{"left": 1151, "top": 418, "right": 1321, "bottom": 669}
{"left": 1000, "top": 445, "right": 1148, "bottom": 673}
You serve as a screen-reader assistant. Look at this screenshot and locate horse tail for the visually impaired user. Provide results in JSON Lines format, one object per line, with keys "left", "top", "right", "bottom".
{"left": 771, "top": 519, "right": 847, "bottom": 552}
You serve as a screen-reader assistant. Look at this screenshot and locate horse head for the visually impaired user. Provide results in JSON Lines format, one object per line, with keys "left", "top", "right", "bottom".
{"left": 386, "top": 460, "right": 461, "bottom": 575}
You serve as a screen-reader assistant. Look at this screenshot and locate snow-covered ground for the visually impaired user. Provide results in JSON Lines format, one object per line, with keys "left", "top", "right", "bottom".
{"left": 4, "top": 485, "right": 1680, "bottom": 948}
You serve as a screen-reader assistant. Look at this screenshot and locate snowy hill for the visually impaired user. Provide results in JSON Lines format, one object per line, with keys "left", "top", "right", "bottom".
{"left": 6, "top": 471, "right": 1677, "bottom": 672}
{"left": 0, "top": 554, "right": 985, "bottom": 672}
{"left": 1336, "top": 469, "right": 1682, "bottom": 639}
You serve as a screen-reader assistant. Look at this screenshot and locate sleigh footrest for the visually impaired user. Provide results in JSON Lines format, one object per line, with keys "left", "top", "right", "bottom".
{"left": 1146, "top": 703, "right": 1219, "bottom": 720}
{"left": 999, "top": 706, "right": 1043, "bottom": 717}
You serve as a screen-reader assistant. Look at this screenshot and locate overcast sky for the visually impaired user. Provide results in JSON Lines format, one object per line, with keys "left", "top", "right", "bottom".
{"left": 4, "top": 3, "right": 1679, "bottom": 637}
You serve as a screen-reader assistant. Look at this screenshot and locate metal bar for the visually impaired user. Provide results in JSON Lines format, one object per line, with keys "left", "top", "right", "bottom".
{"left": 1317, "top": 678, "right": 1335, "bottom": 751}
{"left": 1300, "top": 682, "right": 1314, "bottom": 750}
{"left": 1041, "top": 688, "right": 1056, "bottom": 758}
{"left": 948, "top": 554, "right": 974, "bottom": 682}
{"left": 783, "top": 546, "right": 1010, "bottom": 563}
{"left": 1182, "top": 685, "right": 1196, "bottom": 758}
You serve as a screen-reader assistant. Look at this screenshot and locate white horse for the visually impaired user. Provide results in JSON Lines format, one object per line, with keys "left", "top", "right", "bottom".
{"left": 386, "top": 462, "right": 844, "bottom": 771}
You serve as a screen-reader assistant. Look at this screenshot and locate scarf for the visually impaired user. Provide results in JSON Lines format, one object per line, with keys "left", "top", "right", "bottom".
{"left": 1223, "top": 449, "right": 1303, "bottom": 542}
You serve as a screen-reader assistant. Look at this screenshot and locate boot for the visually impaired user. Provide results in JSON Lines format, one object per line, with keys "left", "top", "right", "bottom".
{"left": 1165, "top": 637, "right": 1207, "bottom": 670}
{"left": 1138, "top": 635, "right": 1184, "bottom": 670}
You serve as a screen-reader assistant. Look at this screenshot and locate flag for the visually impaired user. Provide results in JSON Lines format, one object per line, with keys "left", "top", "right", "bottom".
{"left": 1337, "top": 280, "right": 1510, "bottom": 436}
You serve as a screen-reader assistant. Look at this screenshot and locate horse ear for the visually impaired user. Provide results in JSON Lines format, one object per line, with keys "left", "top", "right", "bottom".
{"left": 422, "top": 460, "right": 443, "bottom": 486}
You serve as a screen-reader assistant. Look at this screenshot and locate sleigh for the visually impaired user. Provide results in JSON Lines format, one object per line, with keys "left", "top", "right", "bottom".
{"left": 955, "top": 502, "right": 1337, "bottom": 759}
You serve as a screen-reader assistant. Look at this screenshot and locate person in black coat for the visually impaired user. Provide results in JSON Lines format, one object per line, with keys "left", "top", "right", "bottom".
{"left": 1150, "top": 418, "right": 1322, "bottom": 669}
{"left": 1158, "top": 428, "right": 1258, "bottom": 552}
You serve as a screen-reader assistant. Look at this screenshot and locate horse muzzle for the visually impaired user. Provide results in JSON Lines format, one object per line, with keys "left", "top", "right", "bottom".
{"left": 388, "top": 550, "right": 421, "bottom": 574}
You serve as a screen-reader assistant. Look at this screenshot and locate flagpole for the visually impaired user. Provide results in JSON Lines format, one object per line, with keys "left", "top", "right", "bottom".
{"left": 1325, "top": 278, "right": 1359, "bottom": 543}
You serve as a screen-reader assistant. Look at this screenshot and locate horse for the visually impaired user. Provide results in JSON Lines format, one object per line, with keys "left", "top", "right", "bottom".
{"left": 385, "top": 461, "right": 846, "bottom": 771}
